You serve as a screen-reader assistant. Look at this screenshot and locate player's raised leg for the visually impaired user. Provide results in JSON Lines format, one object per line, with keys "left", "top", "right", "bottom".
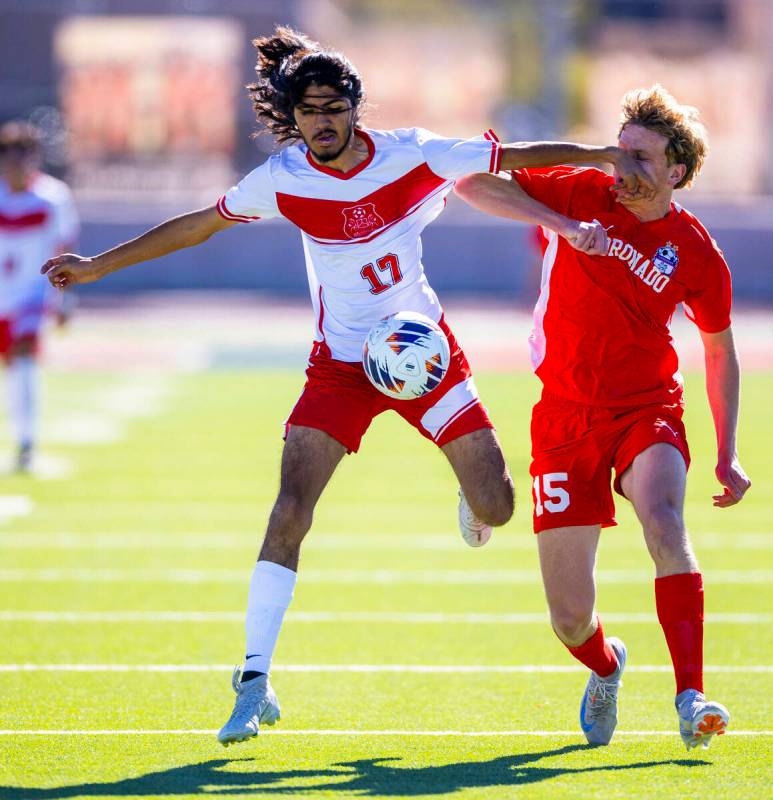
{"left": 441, "top": 428, "right": 514, "bottom": 546}
{"left": 538, "top": 525, "right": 626, "bottom": 745}
{"left": 218, "top": 425, "right": 346, "bottom": 746}
{"left": 620, "top": 442, "right": 729, "bottom": 750}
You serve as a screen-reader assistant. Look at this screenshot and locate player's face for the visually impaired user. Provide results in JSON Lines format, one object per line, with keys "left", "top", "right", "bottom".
{"left": 294, "top": 84, "right": 355, "bottom": 163}
{"left": 0, "top": 142, "right": 38, "bottom": 183}
{"left": 615, "top": 124, "right": 686, "bottom": 204}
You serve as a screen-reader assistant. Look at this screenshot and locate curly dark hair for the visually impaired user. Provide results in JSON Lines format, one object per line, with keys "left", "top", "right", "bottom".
{"left": 248, "top": 26, "right": 365, "bottom": 144}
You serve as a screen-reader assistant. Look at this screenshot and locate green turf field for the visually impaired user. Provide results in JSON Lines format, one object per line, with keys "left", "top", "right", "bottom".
{"left": 1, "top": 367, "right": 771, "bottom": 799}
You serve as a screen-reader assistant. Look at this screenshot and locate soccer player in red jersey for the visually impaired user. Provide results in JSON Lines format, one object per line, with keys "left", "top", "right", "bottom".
{"left": 42, "top": 27, "right": 652, "bottom": 746}
{"left": 455, "top": 85, "right": 752, "bottom": 750}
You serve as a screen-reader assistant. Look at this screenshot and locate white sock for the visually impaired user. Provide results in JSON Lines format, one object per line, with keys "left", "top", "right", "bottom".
{"left": 243, "top": 560, "right": 297, "bottom": 676}
{"left": 7, "top": 357, "right": 39, "bottom": 449}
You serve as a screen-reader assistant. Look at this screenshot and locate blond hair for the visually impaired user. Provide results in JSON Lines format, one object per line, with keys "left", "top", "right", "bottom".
{"left": 619, "top": 84, "right": 708, "bottom": 189}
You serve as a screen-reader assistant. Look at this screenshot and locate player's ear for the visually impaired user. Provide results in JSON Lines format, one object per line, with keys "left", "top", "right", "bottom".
{"left": 669, "top": 163, "right": 687, "bottom": 187}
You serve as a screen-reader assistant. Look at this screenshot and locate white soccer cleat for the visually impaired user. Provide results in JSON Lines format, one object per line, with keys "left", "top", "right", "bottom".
{"left": 579, "top": 637, "right": 627, "bottom": 746}
{"left": 217, "top": 666, "right": 280, "bottom": 747}
{"left": 458, "top": 488, "right": 492, "bottom": 547}
{"left": 676, "top": 689, "right": 729, "bottom": 751}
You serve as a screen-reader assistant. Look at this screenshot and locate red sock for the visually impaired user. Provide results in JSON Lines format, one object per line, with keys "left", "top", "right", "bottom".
{"left": 655, "top": 572, "right": 704, "bottom": 695}
{"left": 566, "top": 617, "right": 618, "bottom": 678}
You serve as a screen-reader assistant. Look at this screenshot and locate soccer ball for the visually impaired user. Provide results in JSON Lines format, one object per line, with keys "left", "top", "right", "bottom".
{"left": 362, "top": 312, "right": 451, "bottom": 400}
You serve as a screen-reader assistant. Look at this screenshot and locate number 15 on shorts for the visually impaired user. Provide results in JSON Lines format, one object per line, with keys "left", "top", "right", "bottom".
{"left": 533, "top": 472, "right": 570, "bottom": 516}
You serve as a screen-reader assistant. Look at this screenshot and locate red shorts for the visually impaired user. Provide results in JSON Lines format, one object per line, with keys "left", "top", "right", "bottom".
{"left": 285, "top": 317, "right": 493, "bottom": 453}
{"left": 530, "top": 391, "right": 690, "bottom": 533}
{"left": 0, "top": 319, "right": 39, "bottom": 362}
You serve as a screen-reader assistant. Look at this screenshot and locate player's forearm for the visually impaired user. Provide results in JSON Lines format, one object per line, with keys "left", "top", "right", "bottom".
{"left": 455, "top": 173, "right": 573, "bottom": 236}
{"left": 93, "top": 209, "right": 223, "bottom": 277}
{"left": 499, "top": 142, "right": 620, "bottom": 172}
{"left": 704, "top": 336, "right": 741, "bottom": 456}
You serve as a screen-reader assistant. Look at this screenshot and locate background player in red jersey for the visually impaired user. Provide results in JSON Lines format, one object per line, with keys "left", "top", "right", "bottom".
{"left": 455, "top": 84, "right": 752, "bottom": 750}
{"left": 0, "top": 121, "right": 78, "bottom": 472}
{"left": 41, "top": 27, "right": 652, "bottom": 747}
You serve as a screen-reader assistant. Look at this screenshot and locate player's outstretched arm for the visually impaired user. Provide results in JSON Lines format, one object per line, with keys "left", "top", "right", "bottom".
{"left": 499, "top": 142, "right": 654, "bottom": 199}
{"left": 454, "top": 173, "right": 609, "bottom": 256}
{"left": 700, "top": 325, "right": 751, "bottom": 507}
{"left": 41, "top": 205, "right": 236, "bottom": 289}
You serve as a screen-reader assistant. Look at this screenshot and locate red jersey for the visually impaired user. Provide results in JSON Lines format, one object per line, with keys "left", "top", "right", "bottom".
{"left": 514, "top": 166, "right": 732, "bottom": 407}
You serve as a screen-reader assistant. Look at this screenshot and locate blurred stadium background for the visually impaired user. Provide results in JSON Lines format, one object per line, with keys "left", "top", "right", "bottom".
{"left": 2, "top": 2, "right": 773, "bottom": 798}
{"left": 2, "top": 0, "right": 773, "bottom": 298}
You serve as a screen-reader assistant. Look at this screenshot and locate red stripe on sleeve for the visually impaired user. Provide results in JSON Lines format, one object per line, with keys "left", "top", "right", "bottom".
{"left": 216, "top": 196, "right": 260, "bottom": 223}
{"left": 492, "top": 143, "right": 502, "bottom": 174}
{"left": 484, "top": 130, "right": 502, "bottom": 174}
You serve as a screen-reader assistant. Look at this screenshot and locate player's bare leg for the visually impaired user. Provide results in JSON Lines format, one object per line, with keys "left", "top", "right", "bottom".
{"left": 7, "top": 338, "right": 39, "bottom": 473}
{"left": 539, "top": 524, "right": 626, "bottom": 744}
{"left": 620, "top": 442, "right": 697, "bottom": 576}
{"left": 259, "top": 424, "right": 347, "bottom": 570}
{"left": 441, "top": 428, "right": 514, "bottom": 546}
{"left": 620, "top": 442, "right": 728, "bottom": 750}
{"left": 538, "top": 525, "right": 600, "bottom": 646}
{"left": 218, "top": 425, "right": 346, "bottom": 746}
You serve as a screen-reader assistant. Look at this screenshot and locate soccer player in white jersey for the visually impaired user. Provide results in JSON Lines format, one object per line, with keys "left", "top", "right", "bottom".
{"left": 1, "top": 121, "right": 79, "bottom": 471}
{"left": 42, "top": 26, "right": 651, "bottom": 745}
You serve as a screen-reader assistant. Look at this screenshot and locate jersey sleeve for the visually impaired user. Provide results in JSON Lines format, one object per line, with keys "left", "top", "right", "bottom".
{"left": 217, "top": 159, "right": 280, "bottom": 223}
{"left": 415, "top": 128, "right": 502, "bottom": 180}
{"left": 512, "top": 166, "right": 607, "bottom": 217}
{"left": 683, "top": 242, "right": 732, "bottom": 332}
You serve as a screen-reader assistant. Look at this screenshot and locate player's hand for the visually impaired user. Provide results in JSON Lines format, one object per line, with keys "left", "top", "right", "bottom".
{"left": 41, "top": 254, "right": 104, "bottom": 289}
{"left": 713, "top": 454, "right": 751, "bottom": 507}
{"left": 560, "top": 219, "right": 609, "bottom": 256}
{"left": 609, "top": 149, "right": 656, "bottom": 201}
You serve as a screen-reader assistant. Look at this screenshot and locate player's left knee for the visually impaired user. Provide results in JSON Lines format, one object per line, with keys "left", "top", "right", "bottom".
{"left": 641, "top": 499, "right": 684, "bottom": 540}
{"left": 479, "top": 477, "right": 514, "bottom": 527}
{"left": 641, "top": 500, "right": 692, "bottom": 565}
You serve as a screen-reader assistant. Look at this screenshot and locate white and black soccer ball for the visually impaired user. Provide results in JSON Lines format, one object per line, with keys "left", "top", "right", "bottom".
{"left": 362, "top": 312, "right": 451, "bottom": 400}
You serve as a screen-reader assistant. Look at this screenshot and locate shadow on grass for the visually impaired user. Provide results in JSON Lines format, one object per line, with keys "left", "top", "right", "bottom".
{"left": 0, "top": 743, "right": 710, "bottom": 797}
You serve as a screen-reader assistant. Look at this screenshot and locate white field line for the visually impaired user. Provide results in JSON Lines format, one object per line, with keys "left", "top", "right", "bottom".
{"left": 0, "top": 729, "right": 770, "bottom": 737}
{"left": 0, "top": 568, "right": 769, "bottom": 584}
{"left": 0, "top": 610, "right": 769, "bottom": 624}
{"left": 0, "top": 496, "right": 33, "bottom": 524}
{"left": 94, "top": 382, "right": 169, "bottom": 420}
{"left": 44, "top": 377, "right": 172, "bottom": 446}
{"left": 2, "top": 531, "right": 770, "bottom": 550}
{"left": 45, "top": 415, "right": 125, "bottom": 446}
{"left": 0, "top": 664, "right": 771, "bottom": 674}
{"left": 0, "top": 454, "right": 73, "bottom": 480}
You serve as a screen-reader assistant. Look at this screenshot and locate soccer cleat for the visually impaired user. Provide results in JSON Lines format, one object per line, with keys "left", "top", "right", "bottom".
{"left": 676, "top": 689, "right": 729, "bottom": 751}
{"left": 457, "top": 488, "right": 492, "bottom": 547}
{"left": 15, "top": 444, "right": 33, "bottom": 474}
{"left": 579, "top": 637, "right": 627, "bottom": 745}
{"left": 217, "top": 666, "right": 280, "bottom": 747}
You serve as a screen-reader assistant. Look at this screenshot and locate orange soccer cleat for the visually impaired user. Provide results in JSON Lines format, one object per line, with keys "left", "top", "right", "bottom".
{"left": 676, "top": 689, "right": 730, "bottom": 750}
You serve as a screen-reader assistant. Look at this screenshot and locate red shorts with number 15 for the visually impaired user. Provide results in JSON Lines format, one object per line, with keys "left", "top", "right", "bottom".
{"left": 529, "top": 391, "right": 691, "bottom": 533}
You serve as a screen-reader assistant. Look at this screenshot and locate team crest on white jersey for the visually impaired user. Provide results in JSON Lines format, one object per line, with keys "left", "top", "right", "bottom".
{"left": 342, "top": 203, "right": 385, "bottom": 239}
{"left": 653, "top": 242, "right": 679, "bottom": 275}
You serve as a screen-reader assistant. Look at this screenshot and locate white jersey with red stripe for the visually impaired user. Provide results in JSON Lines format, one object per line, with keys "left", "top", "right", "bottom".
{"left": 0, "top": 173, "right": 79, "bottom": 320}
{"left": 218, "top": 127, "right": 502, "bottom": 361}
